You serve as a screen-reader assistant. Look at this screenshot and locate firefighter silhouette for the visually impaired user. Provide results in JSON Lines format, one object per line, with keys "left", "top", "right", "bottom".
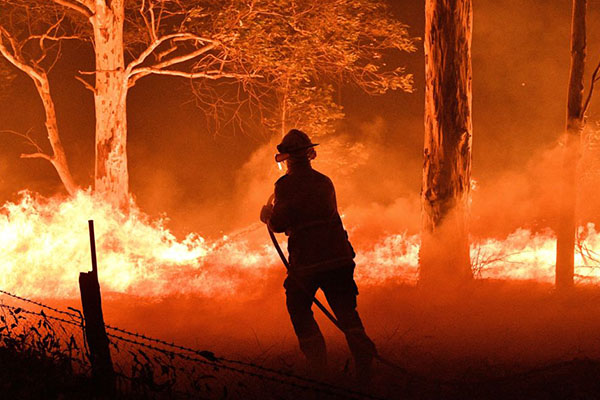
{"left": 260, "top": 129, "right": 376, "bottom": 380}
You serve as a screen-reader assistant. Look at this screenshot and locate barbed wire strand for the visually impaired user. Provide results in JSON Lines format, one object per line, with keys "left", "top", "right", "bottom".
{"left": 0, "top": 292, "right": 382, "bottom": 399}
{"left": 6, "top": 288, "right": 593, "bottom": 397}
{"left": 0, "top": 289, "right": 81, "bottom": 319}
{"left": 103, "top": 323, "right": 382, "bottom": 399}
{"left": 0, "top": 303, "right": 89, "bottom": 371}
{"left": 106, "top": 331, "right": 372, "bottom": 400}
{"left": 0, "top": 303, "right": 82, "bottom": 328}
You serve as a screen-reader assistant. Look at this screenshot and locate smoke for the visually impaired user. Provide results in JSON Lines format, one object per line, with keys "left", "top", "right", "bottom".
{"left": 226, "top": 118, "right": 421, "bottom": 243}
{"left": 2, "top": 1, "right": 600, "bottom": 385}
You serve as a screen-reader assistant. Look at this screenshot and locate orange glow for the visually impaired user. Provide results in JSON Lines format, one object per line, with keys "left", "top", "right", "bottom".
{"left": 0, "top": 191, "right": 276, "bottom": 298}
{"left": 1, "top": 191, "right": 600, "bottom": 299}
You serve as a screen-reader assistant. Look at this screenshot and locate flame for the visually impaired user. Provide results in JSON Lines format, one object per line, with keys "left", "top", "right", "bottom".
{"left": 0, "top": 191, "right": 276, "bottom": 298}
{"left": 1, "top": 191, "right": 600, "bottom": 299}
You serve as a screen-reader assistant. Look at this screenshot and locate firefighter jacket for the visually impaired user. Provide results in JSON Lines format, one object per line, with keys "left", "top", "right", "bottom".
{"left": 268, "top": 161, "right": 355, "bottom": 274}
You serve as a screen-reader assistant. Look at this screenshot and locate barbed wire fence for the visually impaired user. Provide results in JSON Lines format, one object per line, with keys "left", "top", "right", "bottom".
{"left": 5, "top": 285, "right": 600, "bottom": 399}
{"left": 0, "top": 288, "right": 384, "bottom": 400}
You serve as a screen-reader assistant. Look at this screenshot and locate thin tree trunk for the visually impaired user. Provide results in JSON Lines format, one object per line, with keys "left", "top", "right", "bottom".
{"left": 0, "top": 31, "right": 78, "bottom": 195}
{"left": 280, "top": 76, "right": 290, "bottom": 137}
{"left": 556, "top": 0, "right": 587, "bottom": 289}
{"left": 420, "top": 0, "right": 473, "bottom": 285}
{"left": 34, "top": 74, "right": 79, "bottom": 195}
{"left": 92, "top": 1, "right": 129, "bottom": 209}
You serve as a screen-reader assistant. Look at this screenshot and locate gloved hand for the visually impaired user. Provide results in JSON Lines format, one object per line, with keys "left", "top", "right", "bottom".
{"left": 260, "top": 204, "right": 273, "bottom": 224}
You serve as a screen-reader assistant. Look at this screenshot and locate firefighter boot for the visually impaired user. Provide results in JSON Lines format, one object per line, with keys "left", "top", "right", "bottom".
{"left": 355, "top": 351, "right": 374, "bottom": 386}
{"left": 298, "top": 334, "right": 327, "bottom": 375}
{"left": 345, "top": 328, "right": 376, "bottom": 385}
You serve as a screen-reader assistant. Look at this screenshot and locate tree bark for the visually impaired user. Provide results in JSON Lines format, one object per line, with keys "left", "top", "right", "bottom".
{"left": 91, "top": 1, "right": 129, "bottom": 209}
{"left": 0, "top": 30, "right": 78, "bottom": 195}
{"left": 556, "top": 0, "right": 587, "bottom": 289}
{"left": 34, "top": 74, "right": 79, "bottom": 195}
{"left": 420, "top": 0, "right": 473, "bottom": 286}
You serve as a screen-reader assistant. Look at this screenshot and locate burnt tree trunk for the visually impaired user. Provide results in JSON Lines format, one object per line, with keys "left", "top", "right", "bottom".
{"left": 420, "top": 0, "right": 473, "bottom": 285}
{"left": 92, "top": 1, "right": 129, "bottom": 209}
{"left": 556, "top": 0, "right": 587, "bottom": 289}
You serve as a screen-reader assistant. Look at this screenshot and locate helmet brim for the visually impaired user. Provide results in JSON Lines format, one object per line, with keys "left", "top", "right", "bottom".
{"left": 275, "top": 144, "right": 318, "bottom": 163}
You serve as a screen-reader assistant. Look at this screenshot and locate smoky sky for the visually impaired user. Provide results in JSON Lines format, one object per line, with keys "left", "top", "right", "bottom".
{"left": 1, "top": 0, "right": 600, "bottom": 238}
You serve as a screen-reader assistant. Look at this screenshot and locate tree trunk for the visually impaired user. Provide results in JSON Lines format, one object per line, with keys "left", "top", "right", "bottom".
{"left": 280, "top": 76, "right": 291, "bottom": 137}
{"left": 0, "top": 33, "right": 78, "bottom": 195}
{"left": 91, "top": 1, "right": 129, "bottom": 209}
{"left": 420, "top": 0, "right": 473, "bottom": 286}
{"left": 556, "top": 0, "right": 587, "bottom": 289}
{"left": 34, "top": 74, "right": 79, "bottom": 195}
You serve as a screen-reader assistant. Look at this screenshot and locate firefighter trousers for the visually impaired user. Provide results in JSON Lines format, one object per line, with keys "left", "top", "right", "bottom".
{"left": 283, "top": 265, "right": 376, "bottom": 375}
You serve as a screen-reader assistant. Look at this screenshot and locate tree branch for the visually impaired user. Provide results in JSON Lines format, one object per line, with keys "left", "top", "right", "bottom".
{"left": 131, "top": 43, "right": 217, "bottom": 77}
{"left": 1, "top": 129, "right": 53, "bottom": 162}
{"left": 0, "top": 28, "right": 44, "bottom": 84}
{"left": 156, "top": 45, "right": 177, "bottom": 61}
{"left": 129, "top": 67, "right": 262, "bottom": 81}
{"left": 29, "top": 34, "right": 82, "bottom": 43}
{"left": 75, "top": 75, "right": 97, "bottom": 94}
{"left": 583, "top": 59, "right": 600, "bottom": 116}
{"left": 126, "top": 33, "right": 217, "bottom": 75}
{"left": 21, "top": 152, "right": 53, "bottom": 162}
{"left": 52, "top": 0, "right": 94, "bottom": 18}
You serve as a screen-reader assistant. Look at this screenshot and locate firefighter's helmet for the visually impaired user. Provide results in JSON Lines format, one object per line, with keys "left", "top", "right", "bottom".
{"left": 275, "top": 129, "right": 318, "bottom": 162}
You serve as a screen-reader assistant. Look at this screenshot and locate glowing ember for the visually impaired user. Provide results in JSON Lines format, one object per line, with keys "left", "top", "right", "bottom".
{"left": 1, "top": 192, "right": 599, "bottom": 299}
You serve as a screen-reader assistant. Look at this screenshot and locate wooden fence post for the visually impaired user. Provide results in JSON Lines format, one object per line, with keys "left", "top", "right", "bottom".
{"left": 79, "top": 219, "right": 115, "bottom": 396}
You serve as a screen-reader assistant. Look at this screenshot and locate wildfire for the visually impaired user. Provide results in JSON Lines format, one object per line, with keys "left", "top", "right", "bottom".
{"left": 1, "top": 191, "right": 600, "bottom": 299}
{"left": 0, "top": 191, "right": 276, "bottom": 298}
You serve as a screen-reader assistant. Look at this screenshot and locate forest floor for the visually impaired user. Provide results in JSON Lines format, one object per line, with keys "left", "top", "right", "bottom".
{"left": 35, "top": 276, "right": 600, "bottom": 398}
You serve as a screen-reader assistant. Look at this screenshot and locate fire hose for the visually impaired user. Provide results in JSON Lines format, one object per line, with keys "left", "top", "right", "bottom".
{"left": 264, "top": 195, "right": 407, "bottom": 375}
{"left": 265, "top": 196, "right": 587, "bottom": 388}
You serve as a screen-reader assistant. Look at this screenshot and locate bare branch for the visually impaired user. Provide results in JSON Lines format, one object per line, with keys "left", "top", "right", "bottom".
{"left": 136, "top": 43, "right": 217, "bottom": 73}
{"left": 75, "top": 75, "right": 97, "bottom": 94}
{"left": 139, "top": 0, "right": 157, "bottom": 42}
{"left": 28, "top": 34, "right": 82, "bottom": 43}
{"left": 37, "top": 14, "right": 63, "bottom": 56}
{"left": 126, "top": 33, "right": 217, "bottom": 75}
{"left": 156, "top": 45, "right": 177, "bottom": 61}
{"left": 129, "top": 67, "right": 262, "bottom": 81}
{"left": 583, "top": 59, "right": 600, "bottom": 116}
{"left": 21, "top": 152, "right": 53, "bottom": 162}
{"left": 148, "top": 0, "right": 158, "bottom": 42}
{"left": 1, "top": 129, "right": 52, "bottom": 161}
{"left": 0, "top": 28, "right": 44, "bottom": 84}
{"left": 52, "top": 0, "right": 94, "bottom": 19}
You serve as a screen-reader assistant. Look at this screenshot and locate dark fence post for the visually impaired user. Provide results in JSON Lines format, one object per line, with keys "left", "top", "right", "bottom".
{"left": 79, "top": 219, "right": 115, "bottom": 396}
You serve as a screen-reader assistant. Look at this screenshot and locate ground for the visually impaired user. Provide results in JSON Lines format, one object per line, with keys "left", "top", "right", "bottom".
{"left": 29, "top": 277, "right": 600, "bottom": 398}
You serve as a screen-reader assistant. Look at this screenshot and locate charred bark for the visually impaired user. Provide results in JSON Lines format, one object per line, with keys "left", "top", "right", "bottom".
{"left": 556, "top": 0, "right": 587, "bottom": 289}
{"left": 420, "top": 0, "right": 473, "bottom": 285}
{"left": 92, "top": 1, "right": 129, "bottom": 209}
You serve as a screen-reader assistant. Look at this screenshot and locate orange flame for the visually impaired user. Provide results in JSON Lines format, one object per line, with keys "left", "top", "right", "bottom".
{"left": 1, "top": 191, "right": 599, "bottom": 299}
